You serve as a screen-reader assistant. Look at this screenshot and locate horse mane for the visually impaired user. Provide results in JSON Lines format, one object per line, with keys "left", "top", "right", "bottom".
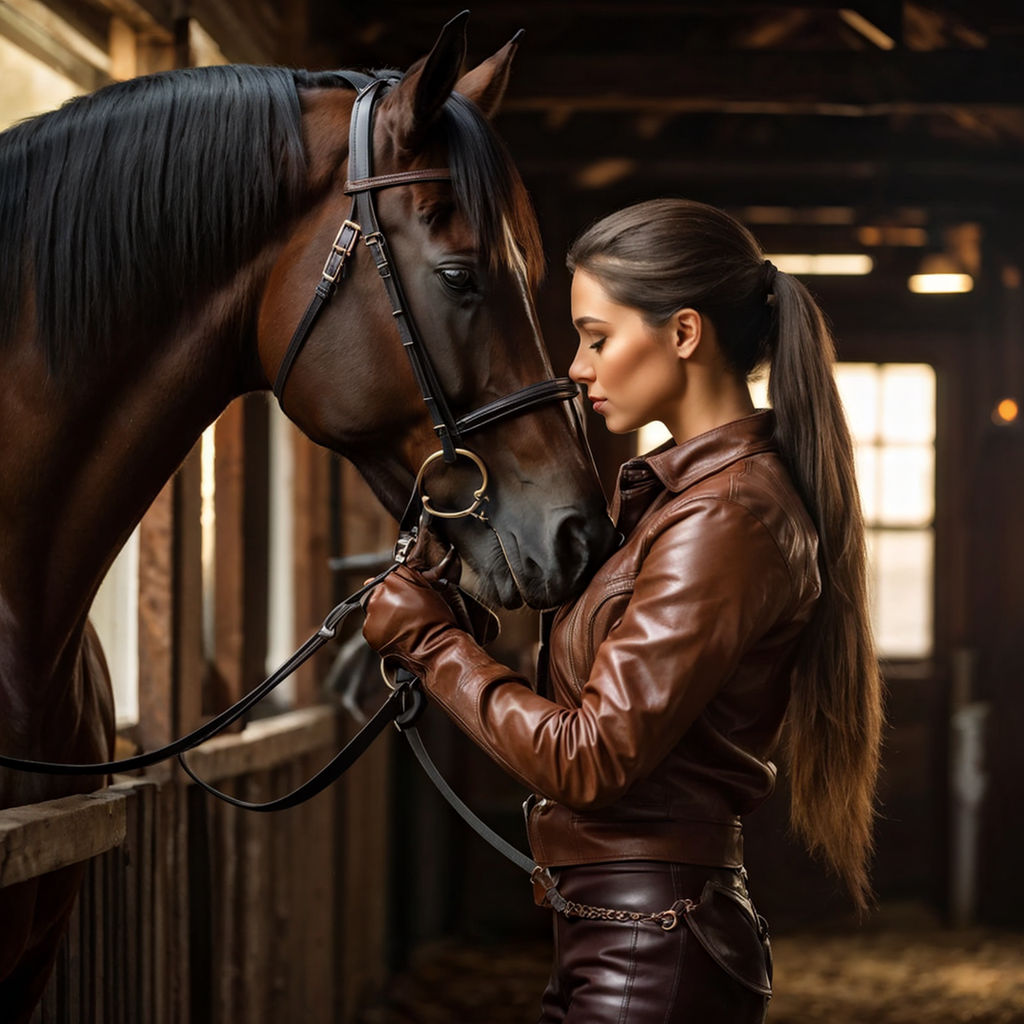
{"left": 0, "top": 65, "right": 322, "bottom": 379}
{"left": 0, "top": 64, "right": 542, "bottom": 382}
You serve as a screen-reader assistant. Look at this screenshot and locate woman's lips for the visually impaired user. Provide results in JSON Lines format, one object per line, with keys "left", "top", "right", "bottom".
{"left": 591, "top": 398, "right": 608, "bottom": 414}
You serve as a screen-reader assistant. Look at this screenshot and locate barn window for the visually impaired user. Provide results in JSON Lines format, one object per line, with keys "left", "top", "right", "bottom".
{"left": 637, "top": 362, "right": 936, "bottom": 660}
{"left": 90, "top": 530, "right": 141, "bottom": 727}
{"left": 837, "top": 362, "right": 935, "bottom": 659}
{"left": 267, "top": 400, "right": 298, "bottom": 704}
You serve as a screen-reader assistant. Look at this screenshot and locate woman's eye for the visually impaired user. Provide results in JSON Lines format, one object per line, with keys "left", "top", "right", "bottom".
{"left": 589, "top": 337, "right": 607, "bottom": 353}
{"left": 438, "top": 268, "right": 475, "bottom": 292}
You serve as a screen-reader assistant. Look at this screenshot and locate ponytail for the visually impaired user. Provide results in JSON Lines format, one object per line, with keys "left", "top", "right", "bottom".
{"left": 569, "top": 199, "right": 884, "bottom": 909}
{"left": 769, "top": 272, "right": 883, "bottom": 911}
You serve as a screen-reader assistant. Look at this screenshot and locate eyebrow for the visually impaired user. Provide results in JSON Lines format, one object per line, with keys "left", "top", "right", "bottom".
{"left": 572, "top": 315, "right": 610, "bottom": 329}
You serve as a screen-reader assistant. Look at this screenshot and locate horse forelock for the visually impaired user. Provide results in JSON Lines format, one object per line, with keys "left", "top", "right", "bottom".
{"left": 0, "top": 65, "right": 340, "bottom": 382}
{"left": 439, "top": 91, "right": 545, "bottom": 290}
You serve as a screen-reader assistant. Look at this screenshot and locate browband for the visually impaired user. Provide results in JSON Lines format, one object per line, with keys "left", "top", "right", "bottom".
{"left": 345, "top": 169, "right": 452, "bottom": 193}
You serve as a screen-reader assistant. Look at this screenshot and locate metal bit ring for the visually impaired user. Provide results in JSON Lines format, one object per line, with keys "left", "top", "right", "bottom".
{"left": 414, "top": 448, "right": 489, "bottom": 520}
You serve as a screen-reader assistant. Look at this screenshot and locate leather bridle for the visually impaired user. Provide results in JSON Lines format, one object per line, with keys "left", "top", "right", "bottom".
{"left": 273, "top": 72, "right": 579, "bottom": 522}
{"left": 0, "top": 72, "right": 580, "bottom": 885}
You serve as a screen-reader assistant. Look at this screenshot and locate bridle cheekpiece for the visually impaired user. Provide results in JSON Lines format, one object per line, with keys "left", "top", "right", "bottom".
{"left": 272, "top": 72, "right": 579, "bottom": 523}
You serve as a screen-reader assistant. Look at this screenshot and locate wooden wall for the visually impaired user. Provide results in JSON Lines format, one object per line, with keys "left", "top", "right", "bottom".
{"left": 1, "top": 426, "right": 398, "bottom": 1023}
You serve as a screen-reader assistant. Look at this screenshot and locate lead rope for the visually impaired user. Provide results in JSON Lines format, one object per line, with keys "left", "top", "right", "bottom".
{"left": 398, "top": 702, "right": 687, "bottom": 929}
{"left": 399, "top": 701, "right": 689, "bottom": 929}
{"left": 0, "top": 561, "right": 404, "bottom": 778}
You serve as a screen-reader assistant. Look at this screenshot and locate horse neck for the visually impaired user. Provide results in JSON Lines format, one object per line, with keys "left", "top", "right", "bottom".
{"left": 0, "top": 265, "right": 270, "bottom": 718}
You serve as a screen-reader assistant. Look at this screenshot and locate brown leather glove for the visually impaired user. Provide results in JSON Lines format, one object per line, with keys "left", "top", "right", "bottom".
{"left": 361, "top": 537, "right": 499, "bottom": 675}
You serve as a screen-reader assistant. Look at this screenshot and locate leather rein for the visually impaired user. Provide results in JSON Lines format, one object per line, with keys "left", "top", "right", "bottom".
{"left": 0, "top": 71, "right": 579, "bottom": 879}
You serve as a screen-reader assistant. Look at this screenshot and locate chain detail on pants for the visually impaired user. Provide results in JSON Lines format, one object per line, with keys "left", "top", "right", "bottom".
{"left": 537, "top": 861, "right": 771, "bottom": 1024}
{"left": 532, "top": 865, "right": 694, "bottom": 930}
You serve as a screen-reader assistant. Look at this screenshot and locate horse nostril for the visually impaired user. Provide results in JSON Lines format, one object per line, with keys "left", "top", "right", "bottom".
{"left": 531, "top": 508, "right": 616, "bottom": 604}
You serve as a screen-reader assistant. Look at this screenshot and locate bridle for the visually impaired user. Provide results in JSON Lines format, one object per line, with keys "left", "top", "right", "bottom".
{"left": 273, "top": 72, "right": 580, "bottom": 519}
{"left": 0, "top": 71, "right": 582, "bottom": 884}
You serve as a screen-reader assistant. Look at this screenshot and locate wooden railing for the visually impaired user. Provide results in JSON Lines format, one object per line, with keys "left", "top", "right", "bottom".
{"left": 1, "top": 704, "right": 395, "bottom": 1024}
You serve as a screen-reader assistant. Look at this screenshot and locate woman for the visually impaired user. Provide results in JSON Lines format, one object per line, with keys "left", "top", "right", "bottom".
{"left": 362, "top": 198, "right": 883, "bottom": 1022}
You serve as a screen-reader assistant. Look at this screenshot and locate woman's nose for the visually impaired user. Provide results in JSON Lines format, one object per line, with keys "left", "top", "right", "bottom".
{"left": 568, "top": 341, "right": 594, "bottom": 385}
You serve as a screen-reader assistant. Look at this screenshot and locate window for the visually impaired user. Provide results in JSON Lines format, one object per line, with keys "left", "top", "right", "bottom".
{"left": 267, "top": 399, "right": 297, "bottom": 701}
{"left": 0, "top": 33, "right": 81, "bottom": 128}
{"left": 90, "top": 531, "right": 140, "bottom": 727}
{"left": 636, "top": 362, "right": 936, "bottom": 659}
{"left": 838, "top": 363, "right": 935, "bottom": 659}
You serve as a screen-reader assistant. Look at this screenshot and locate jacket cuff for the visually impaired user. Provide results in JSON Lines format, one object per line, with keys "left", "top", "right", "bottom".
{"left": 412, "top": 628, "right": 537, "bottom": 787}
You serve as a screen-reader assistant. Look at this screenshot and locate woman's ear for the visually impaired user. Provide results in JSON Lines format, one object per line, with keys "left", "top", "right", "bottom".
{"left": 673, "top": 308, "right": 703, "bottom": 360}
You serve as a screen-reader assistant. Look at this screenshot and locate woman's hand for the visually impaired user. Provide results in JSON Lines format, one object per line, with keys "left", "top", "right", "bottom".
{"left": 361, "top": 559, "right": 461, "bottom": 667}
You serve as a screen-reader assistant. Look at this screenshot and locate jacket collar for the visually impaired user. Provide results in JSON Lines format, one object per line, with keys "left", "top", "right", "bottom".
{"left": 610, "top": 411, "right": 777, "bottom": 530}
{"left": 644, "top": 410, "right": 778, "bottom": 493}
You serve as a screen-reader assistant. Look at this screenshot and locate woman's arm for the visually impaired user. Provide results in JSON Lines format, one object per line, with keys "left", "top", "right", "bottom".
{"left": 363, "top": 497, "right": 794, "bottom": 809}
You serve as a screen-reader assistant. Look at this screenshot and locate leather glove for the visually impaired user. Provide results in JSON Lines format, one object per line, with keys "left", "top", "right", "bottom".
{"left": 361, "top": 534, "right": 499, "bottom": 676}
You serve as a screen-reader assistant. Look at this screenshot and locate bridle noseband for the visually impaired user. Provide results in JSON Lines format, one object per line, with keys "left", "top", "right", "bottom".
{"left": 272, "top": 72, "right": 580, "bottom": 519}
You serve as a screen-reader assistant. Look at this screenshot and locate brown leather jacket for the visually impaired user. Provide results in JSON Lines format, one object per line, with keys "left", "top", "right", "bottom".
{"left": 371, "top": 411, "right": 821, "bottom": 870}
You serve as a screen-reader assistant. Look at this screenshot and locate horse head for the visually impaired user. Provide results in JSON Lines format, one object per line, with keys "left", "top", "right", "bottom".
{"left": 259, "top": 14, "right": 616, "bottom": 609}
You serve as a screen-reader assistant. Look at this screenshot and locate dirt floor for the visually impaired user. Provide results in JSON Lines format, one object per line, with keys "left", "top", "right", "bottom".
{"left": 357, "top": 905, "right": 1024, "bottom": 1024}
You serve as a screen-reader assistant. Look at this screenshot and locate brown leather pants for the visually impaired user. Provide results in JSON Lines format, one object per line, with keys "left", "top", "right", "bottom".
{"left": 538, "top": 861, "right": 771, "bottom": 1024}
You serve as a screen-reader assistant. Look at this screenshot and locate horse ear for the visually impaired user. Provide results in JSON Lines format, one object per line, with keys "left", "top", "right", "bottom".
{"left": 388, "top": 10, "right": 469, "bottom": 152}
{"left": 455, "top": 29, "right": 523, "bottom": 120}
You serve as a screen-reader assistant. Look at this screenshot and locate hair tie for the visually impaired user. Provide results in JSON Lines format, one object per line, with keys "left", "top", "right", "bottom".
{"left": 762, "top": 259, "right": 778, "bottom": 305}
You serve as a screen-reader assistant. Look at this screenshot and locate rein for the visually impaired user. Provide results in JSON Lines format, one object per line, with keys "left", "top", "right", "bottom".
{"left": 0, "top": 70, "right": 580, "bottom": 884}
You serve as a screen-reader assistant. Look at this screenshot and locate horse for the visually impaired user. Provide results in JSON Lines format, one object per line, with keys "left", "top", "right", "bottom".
{"left": 0, "top": 13, "right": 616, "bottom": 1018}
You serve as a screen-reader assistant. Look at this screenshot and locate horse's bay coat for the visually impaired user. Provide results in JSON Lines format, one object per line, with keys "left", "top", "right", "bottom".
{"left": 0, "top": 15, "right": 617, "bottom": 1018}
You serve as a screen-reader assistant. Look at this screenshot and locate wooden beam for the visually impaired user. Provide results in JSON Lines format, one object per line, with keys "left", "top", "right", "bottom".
{"left": 291, "top": 436, "right": 333, "bottom": 706}
{"left": 0, "top": 786, "right": 130, "bottom": 887}
{"left": 89, "top": 0, "right": 174, "bottom": 39}
{"left": 174, "top": 444, "right": 205, "bottom": 746}
{"left": 187, "top": 0, "right": 285, "bottom": 64}
{"left": 515, "top": 154, "right": 1024, "bottom": 215}
{"left": 211, "top": 398, "right": 247, "bottom": 716}
{"left": 180, "top": 706, "right": 338, "bottom": 783}
{"left": 502, "top": 51, "right": 1024, "bottom": 114}
{"left": 136, "top": 481, "right": 176, "bottom": 767}
{"left": 0, "top": 3, "right": 111, "bottom": 92}
{"left": 497, "top": 108, "right": 1024, "bottom": 179}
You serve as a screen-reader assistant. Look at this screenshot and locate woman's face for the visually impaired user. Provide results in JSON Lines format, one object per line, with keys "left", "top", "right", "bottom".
{"left": 568, "top": 269, "right": 685, "bottom": 435}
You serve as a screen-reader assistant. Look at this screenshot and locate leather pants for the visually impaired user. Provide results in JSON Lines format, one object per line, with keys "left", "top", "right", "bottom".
{"left": 538, "top": 861, "right": 771, "bottom": 1024}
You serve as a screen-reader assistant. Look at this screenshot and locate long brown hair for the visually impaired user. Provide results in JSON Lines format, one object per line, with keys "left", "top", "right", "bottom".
{"left": 568, "top": 199, "right": 883, "bottom": 909}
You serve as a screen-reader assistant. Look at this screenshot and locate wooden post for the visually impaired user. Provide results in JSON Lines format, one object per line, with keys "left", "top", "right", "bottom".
{"left": 291, "top": 436, "right": 333, "bottom": 706}
{"left": 211, "top": 399, "right": 246, "bottom": 715}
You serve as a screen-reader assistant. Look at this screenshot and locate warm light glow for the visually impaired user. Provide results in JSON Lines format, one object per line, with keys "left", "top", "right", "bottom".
{"left": 994, "top": 398, "right": 1019, "bottom": 424}
{"left": 857, "top": 225, "right": 928, "bottom": 247}
{"left": 574, "top": 158, "right": 636, "bottom": 189}
{"left": 200, "top": 426, "right": 217, "bottom": 659}
{"left": 637, "top": 421, "right": 673, "bottom": 453}
{"left": 767, "top": 254, "right": 874, "bottom": 276}
{"left": 839, "top": 9, "right": 897, "bottom": 49}
{"left": 908, "top": 273, "right": 974, "bottom": 294}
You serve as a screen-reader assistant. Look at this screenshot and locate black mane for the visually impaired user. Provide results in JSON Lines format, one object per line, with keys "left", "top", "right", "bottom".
{"left": 0, "top": 65, "right": 336, "bottom": 378}
{"left": 0, "top": 64, "right": 542, "bottom": 381}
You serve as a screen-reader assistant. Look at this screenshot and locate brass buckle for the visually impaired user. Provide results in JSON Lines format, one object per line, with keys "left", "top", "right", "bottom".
{"left": 414, "top": 448, "right": 489, "bottom": 521}
{"left": 321, "top": 220, "right": 361, "bottom": 284}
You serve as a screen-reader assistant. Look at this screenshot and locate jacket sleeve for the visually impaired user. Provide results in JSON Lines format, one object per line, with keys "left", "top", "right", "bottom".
{"left": 385, "top": 497, "right": 795, "bottom": 810}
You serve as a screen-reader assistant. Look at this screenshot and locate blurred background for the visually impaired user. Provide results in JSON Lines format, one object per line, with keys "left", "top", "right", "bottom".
{"left": 2, "top": 2, "right": 1022, "bottom": 1021}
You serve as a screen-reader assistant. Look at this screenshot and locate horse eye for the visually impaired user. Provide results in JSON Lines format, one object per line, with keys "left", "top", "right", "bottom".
{"left": 438, "top": 267, "right": 475, "bottom": 292}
